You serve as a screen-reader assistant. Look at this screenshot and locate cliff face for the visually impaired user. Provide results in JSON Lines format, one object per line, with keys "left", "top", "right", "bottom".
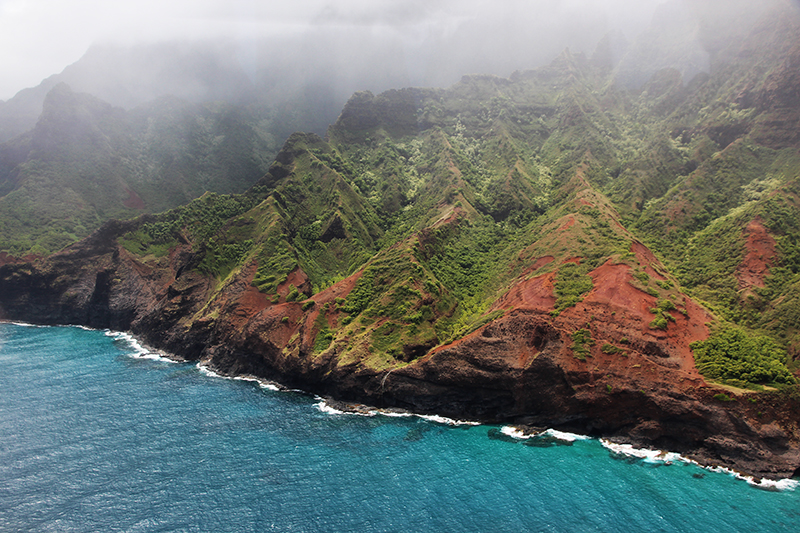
{"left": 3, "top": 166, "right": 800, "bottom": 481}
{"left": 2, "top": 220, "right": 800, "bottom": 479}
{"left": 3, "top": 5, "right": 800, "bottom": 480}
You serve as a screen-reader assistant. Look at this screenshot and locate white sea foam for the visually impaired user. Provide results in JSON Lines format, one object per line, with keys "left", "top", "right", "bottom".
{"left": 500, "top": 426, "right": 591, "bottom": 442}
{"left": 313, "top": 399, "right": 376, "bottom": 417}
{"left": 416, "top": 414, "right": 480, "bottom": 426}
{"left": 195, "top": 362, "right": 282, "bottom": 391}
{"left": 600, "top": 440, "right": 685, "bottom": 464}
{"left": 544, "top": 429, "right": 590, "bottom": 442}
{"left": 500, "top": 426, "right": 531, "bottom": 439}
{"left": 704, "top": 465, "right": 799, "bottom": 491}
{"left": 312, "top": 398, "right": 480, "bottom": 425}
{"left": 2, "top": 321, "right": 179, "bottom": 364}
{"left": 232, "top": 373, "right": 282, "bottom": 391}
{"left": 197, "top": 362, "right": 224, "bottom": 378}
{"left": 104, "top": 330, "right": 176, "bottom": 362}
{"left": 600, "top": 439, "right": 798, "bottom": 491}
{"left": 3, "top": 320, "right": 51, "bottom": 328}
{"left": 4, "top": 321, "right": 92, "bottom": 331}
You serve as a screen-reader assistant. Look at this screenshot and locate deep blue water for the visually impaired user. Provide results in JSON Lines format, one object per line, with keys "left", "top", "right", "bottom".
{"left": 1, "top": 323, "right": 799, "bottom": 532}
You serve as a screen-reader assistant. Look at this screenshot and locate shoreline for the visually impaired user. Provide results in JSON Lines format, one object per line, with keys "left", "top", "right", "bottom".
{"left": 3, "top": 319, "right": 800, "bottom": 489}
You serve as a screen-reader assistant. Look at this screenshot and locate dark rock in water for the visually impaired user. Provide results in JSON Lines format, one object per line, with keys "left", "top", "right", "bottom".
{"left": 324, "top": 399, "right": 374, "bottom": 415}
{"left": 692, "top": 473, "right": 706, "bottom": 479}
{"left": 487, "top": 428, "right": 519, "bottom": 443}
{"left": 404, "top": 427, "right": 427, "bottom": 442}
{"left": 523, "top": 434, "right": 574, "bottom": 448}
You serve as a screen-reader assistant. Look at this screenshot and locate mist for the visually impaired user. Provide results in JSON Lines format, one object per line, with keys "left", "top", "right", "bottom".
{"left": 0, "top": 0, "right": 669, "bottom": 102}
{"left": 0, "top": 0, "right": 795, "bottom": 145}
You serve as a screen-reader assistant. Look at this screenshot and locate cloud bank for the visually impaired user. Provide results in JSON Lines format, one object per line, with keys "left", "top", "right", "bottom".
{"left": 0, "top": 0, "right": 666, "bottom": 100}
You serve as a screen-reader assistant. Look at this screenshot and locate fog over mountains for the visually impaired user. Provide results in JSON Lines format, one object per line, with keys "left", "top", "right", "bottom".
{"left": 0, "top": 0, "right": 665, "bottom": 102}
{"left": 1, "top": 0, "right": 782, "bottom": 143}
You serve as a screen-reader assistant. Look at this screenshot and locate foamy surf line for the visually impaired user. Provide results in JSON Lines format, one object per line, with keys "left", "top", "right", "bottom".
{"left": 191, "top": 367, "right": 481, "bottom": 425}
{"left": 314, "top": 398, "right": 480, "bottom": 426}
{"left": 3, "top": 320, "right": 97, "bottom": 330}
{"left": 704, "top": 465, "right": 799, "bottom": 491}
{"left": 600, "top": 439, "right": 687, "bottom": 464}
{"left": 103, "top": 330, "right": 176, "bottom": 362}
{"left": 500, "top": 426, "right": 590, "bottom": 442}
{"left": 196, "top": 363, "right": 281, "bottom": 391}
{"left": 600, "top": 439, "right": 799, "bottom": 491}
{"left": 1, "top": 321, "right": 171, "bottom": 362}
{"left": 2, "top": 320, "right": 53, "bottom": 328}
{"left": 6, "top": 316, "right": 799, "bottom": 489}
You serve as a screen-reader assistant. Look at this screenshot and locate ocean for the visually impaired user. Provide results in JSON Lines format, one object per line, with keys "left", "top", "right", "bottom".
{"left": 1, "top": 322, "right": 798, "bottom": 532}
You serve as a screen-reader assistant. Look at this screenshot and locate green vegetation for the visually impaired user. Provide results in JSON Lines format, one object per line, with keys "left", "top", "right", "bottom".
{"left": 118, "top": 192, "right": 264, "bottom": 279}
{"left": 8, "top": 15, "right": 800, "bottom": 378}
{"left": 690, "top": 326, "right": 796, "bottom": 386}
{"left": 552, "top": 263, "right": 594, "bottom": 315}
{"left": 571, "top": 329, "right": 594, "bottom": 361}
{"left": 0, "top": 85, "right": 276, "bottom": 256}
{"left": 313, "top": 312, "right": 334, "bottom": 353}
{"left": 601, "top": 343, "right": 623, "bottom": 355}
{"left": 649, "top": 299, "right": 677, "bottom": 330}
{"left": 252, "top": 234, "right": 297, "bottom": 294}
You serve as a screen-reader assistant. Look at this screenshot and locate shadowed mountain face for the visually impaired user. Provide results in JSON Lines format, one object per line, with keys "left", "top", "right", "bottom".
{"left": 0, "top": 84, "right": 276, "bottom": 255}
{"left": 2, "top": 3, "right": 800, "bottom": 480}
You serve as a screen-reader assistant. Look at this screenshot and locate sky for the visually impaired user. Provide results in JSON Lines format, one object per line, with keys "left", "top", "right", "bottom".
{"left": 0, "top": 0, "right": 671, "bottom": 101}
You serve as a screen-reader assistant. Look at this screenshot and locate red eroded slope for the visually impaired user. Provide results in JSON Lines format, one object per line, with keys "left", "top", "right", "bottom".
{"left": 483, "top": 243, "right": 710, "bottom": 389}
{"left": 736, "top": 218, "right": 776, "bottom": 291}
{"left": 571, "top": 259, "right": 709, "bottom": 378}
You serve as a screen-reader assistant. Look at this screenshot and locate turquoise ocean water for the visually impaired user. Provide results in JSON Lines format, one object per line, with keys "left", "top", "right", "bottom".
{"left": 1, "top": 322, "right": 799, "bottom": 532}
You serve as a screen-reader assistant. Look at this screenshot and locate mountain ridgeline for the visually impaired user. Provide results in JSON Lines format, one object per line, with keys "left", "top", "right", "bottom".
{"left": 2, "top": 4, "right": 800, "bottom": 478}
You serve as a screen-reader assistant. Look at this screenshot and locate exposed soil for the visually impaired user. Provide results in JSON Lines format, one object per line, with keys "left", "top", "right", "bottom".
{"left": 558, "top": 217, "right": 576, "bottom": 231}
{"left": 493, "top": 271, "right": 556, "bottom": 312}
{"left": 735, "top": 218, "right": 776, "bottom": 291}
{"left": 631, "top": 241, "right": 667, "bottom": 280}
{"left": 122, "top": 186, "right": 146, "bottom": 210}
{"left": 276, "top": 267, "right": 313, "bottom": 301}
{"left": 0, "top": 252, "right": 42, "bottom": 267}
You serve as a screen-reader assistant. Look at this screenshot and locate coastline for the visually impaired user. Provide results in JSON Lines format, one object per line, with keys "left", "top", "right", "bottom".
{"left": 3, "top": 317, "right": 800, "bottom": 485}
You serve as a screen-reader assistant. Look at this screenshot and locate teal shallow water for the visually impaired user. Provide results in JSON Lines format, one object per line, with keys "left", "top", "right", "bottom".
{"left": 1, "top": 322, "right": 798, "bottom": 532}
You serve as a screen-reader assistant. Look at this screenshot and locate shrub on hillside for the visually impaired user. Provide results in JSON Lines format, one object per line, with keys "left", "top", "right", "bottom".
{"left": 690, "top": 326, "right": 796, "bottom": 385}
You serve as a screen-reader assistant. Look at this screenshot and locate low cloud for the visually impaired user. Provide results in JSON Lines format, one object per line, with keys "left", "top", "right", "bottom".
{"left": 0, "top": 0, "right": 694, "bottom": 100}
